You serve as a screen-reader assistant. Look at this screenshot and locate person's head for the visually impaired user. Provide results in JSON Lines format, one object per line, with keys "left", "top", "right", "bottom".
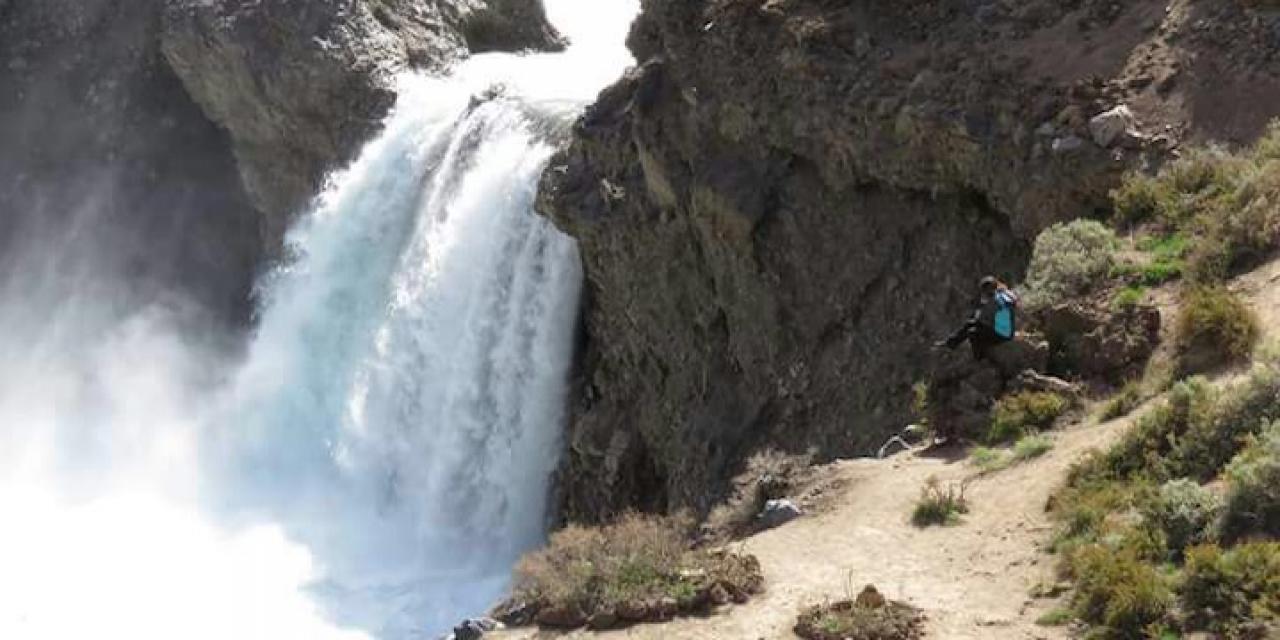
{"left": 979, "top": 275, "right": 999, "bottom": 296}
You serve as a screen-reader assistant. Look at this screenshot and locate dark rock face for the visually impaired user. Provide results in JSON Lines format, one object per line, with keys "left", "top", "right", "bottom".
{"left": 0, "top": 0, "right": 259, "bottom": 325}
{"left": 539, "top": 0, "right": 1280, "bottom": 521}
{"left": 161, "top": 0, "right": 563, "bottom": 246}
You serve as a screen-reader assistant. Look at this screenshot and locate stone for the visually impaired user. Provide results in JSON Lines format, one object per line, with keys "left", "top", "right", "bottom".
{"left": 855, "top": 585, "right": 887, "bottom": 609}
{"left": 586, "top": 609, "right": 619, "bottom": 630}
{"left": 491, "top": 600, "right": 537, "bottom": 627}
{"left": 1052, "top": 135, "right": 1086, "bottom": 153}
{"left": 1034, "top": 301, "right": 1160, "bottom": 383}
{"left": 452, "top": 617, "right": 499, "bottom": 640}
{"left": 757, "top": 499, "right": 803, "bottom": 529}
{"left": 1089, "top": 105, "right": 1138, "bottom": 147}
{"left": 534, "top": 605, "right": 587, "bottom": 629}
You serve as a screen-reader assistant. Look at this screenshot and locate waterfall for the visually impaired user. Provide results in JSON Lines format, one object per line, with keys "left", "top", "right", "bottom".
{"left": 0, "top": 1, "right": 637, "bottom": 638}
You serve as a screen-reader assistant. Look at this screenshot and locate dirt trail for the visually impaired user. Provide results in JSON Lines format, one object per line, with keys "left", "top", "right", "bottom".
{"left": 495, "top": 410, "right": 1136, "bottom": 640}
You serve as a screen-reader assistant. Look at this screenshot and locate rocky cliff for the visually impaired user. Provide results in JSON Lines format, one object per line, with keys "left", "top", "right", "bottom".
{"left": 540, "top": 0, "right": 1280, "bottom": 521}
{"left": 0, "top": 0, "right": 560, "bottom": 321}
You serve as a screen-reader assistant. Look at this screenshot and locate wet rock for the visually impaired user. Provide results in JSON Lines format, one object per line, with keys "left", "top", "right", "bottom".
{"left": 1089, "top": 105, "right": 1137, "bottom": 147}
{"left": 757, "top": 498, "right": 803, "bottom": 529}
{"left": 451, "top": 617, "right": 499, "bottom": 640}
{"left": 161, "top": 0, "right": 562, "bottom": 242}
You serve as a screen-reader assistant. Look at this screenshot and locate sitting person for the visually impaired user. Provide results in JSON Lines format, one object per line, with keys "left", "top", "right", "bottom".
{"left": 935, "top": 276, "right": 1019, "bottom": 360}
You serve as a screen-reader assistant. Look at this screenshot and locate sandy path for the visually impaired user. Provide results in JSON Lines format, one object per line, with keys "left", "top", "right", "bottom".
{"left": 495, "top": 411, "right": 1133, "bottom": 640}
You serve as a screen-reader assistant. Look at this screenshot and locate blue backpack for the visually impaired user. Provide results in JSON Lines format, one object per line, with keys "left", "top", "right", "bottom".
{"left": 993, "top": 289, "right": 1018, "bottom": 339}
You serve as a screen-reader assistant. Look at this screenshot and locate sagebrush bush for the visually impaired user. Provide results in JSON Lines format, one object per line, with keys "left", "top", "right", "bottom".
{"left": 1099, "top": 365, "right": 1280, "bottom": 485}
{"left": 1070, "top": 544, "right": 1173, "bottom": 637}
{"left": 1023, "top": 219, "right": 1119, "bottom": 310}
{"left": 1175, "top": 286, "right": 1259, "bottom": 375}
{"left": 1181, "top": 543, "right": 1280, "bottom": 634}
{"left": 911, "top": 476, "right": 968, "bottom": 527}
{"left": 1220, "top": 421, "right": 1280, "bottom": 543}
{"left": 1013, "top": 434, "right": 1054, "bottom": 461}
{"left": 1111, "top": 126, "right": 1280, "bottom": 283}
{"left": 512, "top": 513, "right": 762, "bottom": 626}
{"left": 1140, "top": 479, "right": 1220, "bottom": 559}
{"left": 987, "top": 391, "right": 1068, "bottom": 443}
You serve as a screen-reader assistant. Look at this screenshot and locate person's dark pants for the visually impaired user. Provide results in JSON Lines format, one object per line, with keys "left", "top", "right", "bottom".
{"left": 945, "top": 321, "right": 1006, "bottom": 360}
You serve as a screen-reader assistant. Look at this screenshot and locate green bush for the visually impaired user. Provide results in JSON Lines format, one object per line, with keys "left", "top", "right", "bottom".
{"left": 1111, "top": 285, "right": 1147, "bottom": 312}
{"left": 1220, "top": 421, "right": 1280, "bottom": 543}
{"left": 911, "top": 476, "right": 968, "bottom": 527}
{"left": 987, "top": 391, "right": 1069, "bottom": 443}
{"left": 1098, "top": 365, "right": 1280, "bottom": 485}
{"left": 1181, "top": 543, "right": 1280, "bottom": 634}
{"left": 1140, "top": 479, "right": 1220, "bottom": 559}
{"left": 1111, "top": 127, "right": 1280, "bottom": 284}
{"left": 1070, "top": 544, "right": 1173, "bottom": 637}
{"left": 1175, "top": 286, "right": 1259, "bottom": 375}
{"left": 1035, "top": 607, "right": 1074, "bottom": 627}
{"left": 1023, "top": 219, "right": 1119, "bottom": 310}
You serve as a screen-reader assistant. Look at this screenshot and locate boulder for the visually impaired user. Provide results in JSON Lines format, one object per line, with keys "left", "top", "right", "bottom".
{"left": 451, "top": 617, "right": 499, "bottom": 640}
{"left": 1089, "top": 105, "right": 1138, "bottom": 148}
{"left": 1035, "top": 301, "right": 1161, "bottom": 383}
{"left": 534, "top": 604, "right": 587, "bottom": 629}
{"left": 854, "top": 585, "right": 887, "bottom": 609}
{"left": 757, "top": 499, "right": 803, "bottom": 529}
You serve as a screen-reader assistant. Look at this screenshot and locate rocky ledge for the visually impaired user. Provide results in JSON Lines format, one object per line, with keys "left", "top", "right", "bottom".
{"left": 539, "top": 0, "right": 1280, "bottom": 521}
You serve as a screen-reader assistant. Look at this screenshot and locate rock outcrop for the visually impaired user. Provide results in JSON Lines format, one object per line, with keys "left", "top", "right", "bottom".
{"left": 0, "top": 0, "right": 560, "bottom": 322}
{"left": 161, "top": 0, "right": 562, "bottom": 247}
{"left": 0, "top": 0, "right": 259, "bottom": 324}
{"left": 540, "top": 0, "right": 1280, "bottom": 520}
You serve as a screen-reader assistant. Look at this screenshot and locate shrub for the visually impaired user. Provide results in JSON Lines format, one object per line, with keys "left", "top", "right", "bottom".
{"left": 706, "top": 448, "right": 811, "bottom": 539}
{"left": 1140, "top": 479, "right": 1220, "bottom": 559}
{"left": 1181, "top": 542, "right": 1280, "bottom": 634}
{"left": 1175, "top": 286, "right": 1259, "bottom": 375}
{"left": 970, "top": 446, "right": 1007, "bottom": 473}
{"left": 1111, "top": 131, "right": 1280, "bottom": 284}
{"left": 512, "top": 513, "right": 763, "bottom": 627}
{"left": 1100, "top": 365, "right": 1280, "bottom": 485}
{"left": 1023, "top": 219, "right": 1119, "bottom": 310}
{"left": 1220, "top": 421, "right": 1280, "bottom": 543}
{"left": 1070, "top": 544, "right": 1174, "bottom": 637}
{"left": 1100, "top": 381, "right": 1144, "bottom": 421}
{"left": 911, "top": 476, "right": 969, "bottom": 527}
{"left": 987, "top": 391, "right": 1068, "bottom": 443}
{"left": 794, "top": 596, "right": 924, "bottom": 640}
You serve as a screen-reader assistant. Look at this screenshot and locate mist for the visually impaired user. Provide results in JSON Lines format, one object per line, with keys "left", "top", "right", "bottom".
{"left": 0, "top": 0, "right": 636, "bottom": 638}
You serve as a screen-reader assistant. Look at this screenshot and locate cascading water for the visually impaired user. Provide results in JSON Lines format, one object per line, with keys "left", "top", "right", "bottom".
{"left": 0, "top": 1, "right": 636, "bottom": 638}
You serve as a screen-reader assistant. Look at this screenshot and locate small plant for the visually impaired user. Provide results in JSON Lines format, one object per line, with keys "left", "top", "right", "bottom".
{"left": 1035, "top": 607, "right": 1074, "bottom": 626}
{"left": 1012, "top": 434, "right": 1054, "bottom": 462}
{"left": 1023, "top": 219, "right": 1119, "bottom": 310}
{"left": 970, "top": 446, "right": 1008, "bottom": 473}
{"left": 1175, "top": 286, "right": 1259, "bottom": 375}
{"left": 1140, "top": 478, "right": 1220, "bottom": 560}
{"left": 1111, "top": 284, "right": 1148, "bottom": 311}
{"left": 987, "top": 391, "right": 1068, "bottom": 443}
{"left": 1181, "top": 542, "right": 1280, "bottom": 634}
{"left": 1100, "top": 381, "right": 1144, "bottom": 421}
{"left": 911, "top": 476, "right": 969, "bottom": 527}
